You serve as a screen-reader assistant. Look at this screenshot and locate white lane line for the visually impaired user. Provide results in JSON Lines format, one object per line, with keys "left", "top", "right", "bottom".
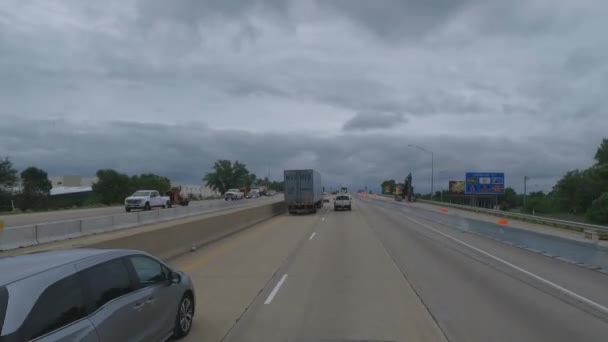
{"left": 309, "top": 232, "right": 316, "bottom": 240}
{"left": 321, "top": 217, "right": 326, "bottom": 222}
{"left": 264, "top": 274, "right": 288, "bottom": 304}
{"left": 404, "top": 215, "right": 608, "bottom": 316}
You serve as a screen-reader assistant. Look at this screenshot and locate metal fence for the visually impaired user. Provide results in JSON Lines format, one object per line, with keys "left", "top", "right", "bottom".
{"left": 0, "top": 197, "right": 281, "bottom": 251}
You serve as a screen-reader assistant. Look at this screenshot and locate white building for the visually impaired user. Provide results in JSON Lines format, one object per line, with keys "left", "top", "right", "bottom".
{"left": 49, "top": 176, "right": 98, "bottom": 187}
{"left": 175, "top": 184, "right": 220, "bottom": 199}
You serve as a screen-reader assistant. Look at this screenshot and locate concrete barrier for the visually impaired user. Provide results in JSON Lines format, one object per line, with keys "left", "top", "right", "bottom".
{"left": 0, "top": 225, "right": 38, "bottom": 250}
{"left": 111, "top": 213, "right": 139, "bottom": 231}
{"left": 1, "top": 199, "right": 284, "bottom": 252}
{"left": 138, "top": 210, "right": 159, "bottom": 224}
{"left": 82, "top": 216, "right": 114, "bottom": 235}
{"left": 89, "top": 201, "right": 286, "bottom": 260}
{"left": 36, "top": 220, "right": 82, "bottom": 244}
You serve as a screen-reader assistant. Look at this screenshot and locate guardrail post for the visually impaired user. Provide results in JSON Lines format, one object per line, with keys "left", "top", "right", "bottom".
{"left": 35, "top": 224, "right": 40, "bottom": 244}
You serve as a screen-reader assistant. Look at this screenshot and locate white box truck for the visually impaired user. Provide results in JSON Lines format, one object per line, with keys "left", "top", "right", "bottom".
{"left": 284, "top": 169, "right": 323, "bottom": 214}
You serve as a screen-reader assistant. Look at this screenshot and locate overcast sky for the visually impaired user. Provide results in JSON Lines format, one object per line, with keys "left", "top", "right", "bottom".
{"left": 1, "top": 0, "right": 607, "bottom": 193}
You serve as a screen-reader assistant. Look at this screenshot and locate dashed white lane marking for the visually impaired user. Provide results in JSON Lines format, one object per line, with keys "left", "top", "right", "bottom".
{"left": 321, "top": 217, "right": 326, "bottom": 222}
{"left": 264, "top": 274, "right": 288, "bottom": 304}
{"left": 404, "top": 215, "right": 608, "bottom": 316}
{"left": 309, "top": 232, "right": 316, "bottom": 240}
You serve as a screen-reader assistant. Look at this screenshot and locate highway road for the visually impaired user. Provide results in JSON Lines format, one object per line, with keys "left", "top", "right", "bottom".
{"left": 0, "top": 196, "right": 279, "bottom": 228}
{"left": 171, "top": 194, "right": 608, "bottom": 342}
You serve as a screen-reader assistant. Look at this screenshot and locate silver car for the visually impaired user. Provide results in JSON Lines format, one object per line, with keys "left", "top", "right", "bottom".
{"left": 0, "top": 249, "right": 195, "bottom": 342}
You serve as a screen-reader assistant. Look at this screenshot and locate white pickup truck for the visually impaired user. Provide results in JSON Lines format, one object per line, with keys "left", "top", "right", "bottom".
{"left": 334, "top": 194, "right": 352, "bottom": 211}
{"left": 124, "top": 190, "right": 171, "bottom": 212}
{"left": 224, "top": 188, "right": 244, "bottom": 201}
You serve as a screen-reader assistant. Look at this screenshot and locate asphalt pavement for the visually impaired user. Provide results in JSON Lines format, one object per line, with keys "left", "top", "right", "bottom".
{"left": 171, "top": 195, "right": 608, "bottom": 342}
{"left": 0, "top": 196, "right": 278, "bottom": 228}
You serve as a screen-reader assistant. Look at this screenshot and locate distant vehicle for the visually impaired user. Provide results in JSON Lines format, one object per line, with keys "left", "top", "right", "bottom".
{"left": 340, "top": 187, "right": 348, "bottom": 194}
{"left": 0, "top": 249, "right": 195, "bottom": 341}
{"left": 334, "top": 194, "right": 352, "bottom": 211}
{"left": 246, "top": 190, "right": 261, "bottom": 199}
{"left": 165, "top": 187, "right": 190, "bottom": 206}
{"left": 125, "top": 190, "right": 170, "bottom": 212}
{"left": 266, "top": 191, "right": 277, "bottom": 196}
{"left": 323, "top": 192, "right": 330, "bottom": 203}
{"left": 284, "top": 169, "right": 323, "bottom": 214}
{"left": 224, "top": 188, "right": 244, "bottom": 201}
{"left": 394, "top": 185, "right": 403, "bottom": 202}
{"left": 250, "top": 187, "right": 267, "bottom": 196}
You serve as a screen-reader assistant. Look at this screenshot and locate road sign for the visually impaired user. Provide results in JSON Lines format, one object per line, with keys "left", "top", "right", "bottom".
{"left": 465, "top": 172, "right": 505, "bottom": 194}
{"left": 449, "top": 181, "right": 465, "bottom": 194}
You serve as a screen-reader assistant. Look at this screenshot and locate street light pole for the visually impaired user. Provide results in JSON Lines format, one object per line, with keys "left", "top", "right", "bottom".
{"left": 524, "top": 176, "right": 529, "bottom": 207}
{"left": 408, "top": 144, "right": 434, "bottom": 198}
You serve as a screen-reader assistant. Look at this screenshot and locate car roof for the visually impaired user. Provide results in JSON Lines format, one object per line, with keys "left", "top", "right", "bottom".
{"left": 0, "top": 248, "right": 125, "bottom": 286}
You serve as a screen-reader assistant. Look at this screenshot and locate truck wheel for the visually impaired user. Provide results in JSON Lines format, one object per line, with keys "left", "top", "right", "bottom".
{"left": 348, "top": 206, "right": 352, "bottom": 211}
{"left": 125, "top": 207, "right": 131, "bottom": 213}
{"left": 144, "top": 202, "right": 151, "bottom": 211}
{"left": 225, "top": 198, "right": 229, "bottom": 201}
{"left": 168, "top": 201, "right": 172, "bottom": 208}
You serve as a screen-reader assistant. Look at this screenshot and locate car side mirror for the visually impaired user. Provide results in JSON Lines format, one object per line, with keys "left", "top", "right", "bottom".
{"left": 169, "top": 271, "right": 181, "bottom": 284}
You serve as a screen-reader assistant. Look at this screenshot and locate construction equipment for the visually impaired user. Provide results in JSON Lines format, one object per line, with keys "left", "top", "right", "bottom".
{"left": 165, "top": 187, "right": 190, "bottom": 206}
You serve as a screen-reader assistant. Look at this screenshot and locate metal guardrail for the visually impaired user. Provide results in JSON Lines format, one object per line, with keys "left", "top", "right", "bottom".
{"left": 0, "top": 197, "right": 282, "bottom": 251}
{"left": 418, "top": 199, "right": 608, "bottom": 233}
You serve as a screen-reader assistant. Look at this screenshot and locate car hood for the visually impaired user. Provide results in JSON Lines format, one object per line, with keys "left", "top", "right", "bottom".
{"left": 126, "top": 196, "right": 148, "bottom": 200}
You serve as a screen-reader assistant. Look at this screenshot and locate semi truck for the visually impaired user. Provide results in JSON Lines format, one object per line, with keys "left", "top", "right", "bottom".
{"left": 284, "top": 169, "right": 323, "bottom": 214}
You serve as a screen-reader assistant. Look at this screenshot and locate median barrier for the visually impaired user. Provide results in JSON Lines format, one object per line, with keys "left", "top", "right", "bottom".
{"left": 0, "top": 225, "right": 38, "bottom": 250}
{"left": 111, "top": 213, "right": 139, "bottom": 231}
{"left": 138, "top": 210, "right": 159, "bottom": 224}
{"left": 36, "top": 220, "right": 82, "bottom": 244}
{"left": 89, "top": 201, "right": 286, "bottom": 260}
{"left": 0, "top": 198, "right": 285, "bottom": 252}
{"left": 82, "top": 216, "right": 114, "bottom": 234}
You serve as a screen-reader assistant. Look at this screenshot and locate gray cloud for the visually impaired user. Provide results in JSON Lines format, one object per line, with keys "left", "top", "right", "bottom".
{"left": 0, "top": 117, "right": 599, "bottom": 193}
{"left": 0, "top": 0, "right": 607, "bottom": 194}
{"left": 343, "top": 112, "right": 408, "bottom": 131}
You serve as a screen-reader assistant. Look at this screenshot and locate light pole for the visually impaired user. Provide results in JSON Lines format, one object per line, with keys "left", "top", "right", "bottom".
{"left": 409, "top": 144, "right": 434, "bottom": 198}
{"left": 438, "top": 170, "right": 448, "bottom": 202}
{"left": 523, "top": 176, "right": 529, "bottom": 207}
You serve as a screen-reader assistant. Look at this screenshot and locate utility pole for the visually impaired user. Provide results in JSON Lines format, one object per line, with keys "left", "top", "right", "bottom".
{"left": 408, "top": 144, "right": 434, "bottom": 197}
{"left": 524, "top": 176, "right": 529, "bottom": 207}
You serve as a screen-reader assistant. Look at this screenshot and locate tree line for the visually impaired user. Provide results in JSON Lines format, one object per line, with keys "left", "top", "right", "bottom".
{"left": 379, "top": 138, "right": 608, "bottom": 224}
{"left": 0, "top": 158, "right": 284, "bottom": 212}
{"left": 203, "top": 159, "right": 284, "bottom": 195}
{"left": 0, "top": 159, "right": 52, "bottom": 211}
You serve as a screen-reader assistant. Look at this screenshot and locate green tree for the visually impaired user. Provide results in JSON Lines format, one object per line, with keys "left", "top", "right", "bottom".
{"left": 130, "top": 173, "right": 171, "bottom": 193}
{"left": 595, "top": 138, "right": 608, "bottom": 165}
{"left": 381, "top": 179, "right": 396, "bottom": 194}
{"left": 587, "top": 192, "right": 608, "bottom": 224}
{"left": 498, "top": 187, "right": 519, "bottom": 211}
{"left": 203, "top": 160, "right": 250, "bottom": 195}
{"left": 19, "top": 166, "right": 52, "bottom": 210}
{"left": 92, "top": 169, "right": 131, "bottom": 205}
{"left": 0, "top": 157, "right": 18, "bottom": 195}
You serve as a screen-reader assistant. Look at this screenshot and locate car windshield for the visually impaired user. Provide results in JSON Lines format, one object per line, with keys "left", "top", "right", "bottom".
{"left": 131, "top": 191, "right": 150, "bottom": 197}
